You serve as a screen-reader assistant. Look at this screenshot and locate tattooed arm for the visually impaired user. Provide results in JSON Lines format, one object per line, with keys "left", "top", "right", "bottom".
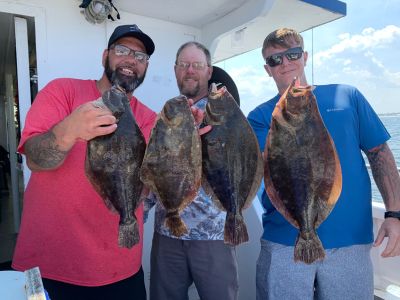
{"left": 24, "top": 101, "right": 118, "bottom": 171}
{"left": 366, "top": 142, "right": 400, "bottom": 257}
{"left": 24, "top": 129, "right": 70, "bottom": 171}
{"left": 367, "top": 143, "right": 400, "bottom": 211}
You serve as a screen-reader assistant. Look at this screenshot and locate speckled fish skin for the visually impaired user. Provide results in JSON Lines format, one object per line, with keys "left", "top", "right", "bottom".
{"left": 202, "top": 84, "right": 263, "bottom": 246}
{"left": 140, "top": 95, "right": 202, "bottom": 237}
{"left": 264, "top": 80, "right": 342, "bottom": 264}
{"left": 85, "top": 85, "right": 146, "bottom": 249}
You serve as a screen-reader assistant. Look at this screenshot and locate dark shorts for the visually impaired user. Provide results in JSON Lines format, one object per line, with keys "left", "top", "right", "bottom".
{"left": 150, "top": 232, "right": 239, "bottom": 300}
{"left": 42, "top": 266, "right": 146, "bottom": 300}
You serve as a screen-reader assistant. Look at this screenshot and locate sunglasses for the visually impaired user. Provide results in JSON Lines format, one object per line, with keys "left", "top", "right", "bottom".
{"left": 265, "top": 47, "right": 304, "bottom": 67}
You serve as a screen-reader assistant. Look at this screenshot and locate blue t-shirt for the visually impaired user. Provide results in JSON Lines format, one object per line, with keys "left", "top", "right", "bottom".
{"left": 247, "top": 84, "right": 390, "bottom": 249}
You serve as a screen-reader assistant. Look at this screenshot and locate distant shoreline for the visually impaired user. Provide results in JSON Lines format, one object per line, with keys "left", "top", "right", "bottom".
{"left": 379, "top": 112, "right": 400, "bottom": 117}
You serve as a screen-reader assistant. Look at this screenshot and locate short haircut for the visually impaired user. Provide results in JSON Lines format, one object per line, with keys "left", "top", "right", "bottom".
{"left": 261, "top": 28, "right": 304, "bottom": 58}
{"left": 175, "top": 41, "right": 212, "bottom": 66}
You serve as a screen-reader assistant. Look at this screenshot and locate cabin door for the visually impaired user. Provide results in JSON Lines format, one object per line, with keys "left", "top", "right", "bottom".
{"left": 0, "top": 13, "right": 37, "bottom": 266}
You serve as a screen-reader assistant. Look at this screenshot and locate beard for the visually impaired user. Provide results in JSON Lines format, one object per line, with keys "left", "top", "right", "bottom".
{"left": 178, "top": 78, "right": 200, "bottom": 99}
{"left": 104, "top": 56, "right": 146, "bottom": 94}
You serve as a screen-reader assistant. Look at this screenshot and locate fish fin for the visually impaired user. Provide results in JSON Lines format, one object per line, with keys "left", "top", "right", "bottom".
{"left": 202, "top": 176, "right": 226, "bottom": 211}
{"left": 165, "top": 211, "right": 188, "bottom": 237}
{"left": 118, "top": 219, "right": 140, "bottom": 249}
{"left": 103, "top": 198, "right": 118, "bottom": 213}
{"left": 84, "top": 158, "right": 118, "bottom": 213}
{"left": 133, "top": 184, "right": 147, "bottom": 211}
{"left": 294, "top": 232, "right": 325, "bottom": 264}
{"left": 243, "top": 147, "right": 264, "bottom": 210}
{"left": 224, "top": 212, "right": 249, "bottom": 246}
{"left": 264, "top": 146, "right": 299, "bottom": 229}
{"left": 326, "top": 136, "right": 342, "bottom": 207}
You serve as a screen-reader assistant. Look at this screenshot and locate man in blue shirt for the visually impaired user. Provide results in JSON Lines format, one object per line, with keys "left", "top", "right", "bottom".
{"left": 248, "top": 28, "right": 400, "bottom": 300}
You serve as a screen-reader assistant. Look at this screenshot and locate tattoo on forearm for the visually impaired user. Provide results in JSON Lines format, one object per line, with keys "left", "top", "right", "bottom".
{"left": 25, "top": 130, "right": 69, "bottom": 169}
{"left": 366, "top": 143, "right": 400, "bottom": 208}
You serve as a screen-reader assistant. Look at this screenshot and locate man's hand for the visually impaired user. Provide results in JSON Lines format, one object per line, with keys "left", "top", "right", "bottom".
{"left": 374, "top": 218, "right": 400, "bottom": 257}
{"left": 24, "top": 99, "right": 117, "bottom": 171}
{"left": 188, "top": 99, "right": 212, "bottom": 135}
{"left": 63, "top": 99, "right": 117, "bottom": 144}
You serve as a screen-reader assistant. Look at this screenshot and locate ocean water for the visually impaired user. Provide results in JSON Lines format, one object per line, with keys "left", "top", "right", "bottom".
{"left": 368, "top": 114, "right": 400, "bottom": 202}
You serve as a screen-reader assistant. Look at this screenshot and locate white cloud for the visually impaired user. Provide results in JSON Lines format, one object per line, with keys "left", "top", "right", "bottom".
{"left": 218, "top": 23, "right": 400, "bottom": 115}
{"left": 218, "top": 65, "right": 277, "bottom": 115}
{"left": 310, "top": 25, "right": 400, "bottom": 91}
{"left": 314, "top": 25, "right": 400, "bottom": 67}
{"left": 228, "top": 66, "right": 275, "bottom": 98}
{"left": 343, "top": 59, "right": 352, "bottom": 66}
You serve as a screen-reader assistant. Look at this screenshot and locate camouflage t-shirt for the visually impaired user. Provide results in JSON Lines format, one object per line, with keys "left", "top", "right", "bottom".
{"left": 144, "top": 97, "right": 226, "bottom": 240}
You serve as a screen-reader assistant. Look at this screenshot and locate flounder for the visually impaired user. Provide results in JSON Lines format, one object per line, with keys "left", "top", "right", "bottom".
{"left": 140, "top": 95, "right": 202, "bottom": 237}
{"left": 202, "top": 84, "right": 263, "bottom": 246}
{"left": 85, "top": 85, "right": 146, "bottom": 248}
{"left": 264, "top": 80, "right": 342, "bottom": 264}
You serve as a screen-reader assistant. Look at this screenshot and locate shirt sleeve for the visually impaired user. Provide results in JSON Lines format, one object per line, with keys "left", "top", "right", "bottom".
{"left": 354, "top": 88, "right": 390, "bottom": 151}
{"left": 18, "top": 79, "right": 75, "bottom": 154}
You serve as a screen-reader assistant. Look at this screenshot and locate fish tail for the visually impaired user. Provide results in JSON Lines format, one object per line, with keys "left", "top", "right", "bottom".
{"left": 165, "top": 212, "right": 188, "bottom": 237}
{"left": 294, "top": 232, "right": 325, "bottom": 264}
{"left": 224, "top": 212, "right": 249, "bottom": 246}
{"left": 118, "top": 219, "right": 140, "bottom": 249}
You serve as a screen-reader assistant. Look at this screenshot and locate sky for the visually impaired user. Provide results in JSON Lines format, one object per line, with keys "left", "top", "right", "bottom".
{"left": 216, "top": 0, "right": 400, "bottom": 116}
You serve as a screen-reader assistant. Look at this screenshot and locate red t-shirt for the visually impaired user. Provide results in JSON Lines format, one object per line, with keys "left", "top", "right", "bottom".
{"left": 12, "top": 78, "right": 157, "bottom": 286}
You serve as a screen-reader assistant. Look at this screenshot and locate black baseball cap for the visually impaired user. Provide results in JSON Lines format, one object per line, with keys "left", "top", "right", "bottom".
{"left": 209, "top": 66, "right": 240, "bottom": 106}
{"left": 108, "top": 24, "right": 155, "bottom": 56}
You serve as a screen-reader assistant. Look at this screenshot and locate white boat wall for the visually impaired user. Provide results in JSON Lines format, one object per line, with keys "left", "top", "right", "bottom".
{"left": 372, "top": 203, "right": 400, "bottom": 299}
{"left": 0, "top": 0, "right": 398, "bottom": 299}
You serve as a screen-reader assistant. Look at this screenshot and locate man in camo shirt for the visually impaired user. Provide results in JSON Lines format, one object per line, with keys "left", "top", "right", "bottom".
{"left": 146, "top": 41, "right": 239, "bottom": 300}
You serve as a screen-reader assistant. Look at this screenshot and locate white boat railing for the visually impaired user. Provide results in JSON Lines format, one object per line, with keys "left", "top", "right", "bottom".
{"left": 367, "top": 164, "right": 400, "bottom": 299}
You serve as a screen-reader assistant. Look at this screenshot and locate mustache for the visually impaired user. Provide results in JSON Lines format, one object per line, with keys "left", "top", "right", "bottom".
{"left": 183, "top": 76, "right": 198, "bottom": 81}
{"left": 104, "top": 55, "right": 146, "bottom": 93}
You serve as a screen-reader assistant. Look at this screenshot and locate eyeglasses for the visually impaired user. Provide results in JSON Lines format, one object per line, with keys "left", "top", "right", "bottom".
{"left": 110, "top": 44, "right": 149, "bottom": 63}
{"left": 265, "top": 47, "right": 303, "bottom": 67}
{"left": 175, "top": 61, "right": 209, "bottom": 71}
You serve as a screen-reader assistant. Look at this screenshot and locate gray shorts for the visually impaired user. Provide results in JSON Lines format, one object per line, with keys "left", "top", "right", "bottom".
{"left": 150, "top": 232, "right": 239, "bottom": 300}
{"left": 256, "top": 239, "right": 373, "bottom": 300}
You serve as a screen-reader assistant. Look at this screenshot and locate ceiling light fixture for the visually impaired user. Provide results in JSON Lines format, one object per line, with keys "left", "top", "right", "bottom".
{"left": 79, "top": 0, "right": 120, "bottom": 24}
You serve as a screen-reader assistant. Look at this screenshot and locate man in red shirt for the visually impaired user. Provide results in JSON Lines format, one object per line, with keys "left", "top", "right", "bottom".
{"left": 12, "top": 24, "right": 156, "bottom": 300}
